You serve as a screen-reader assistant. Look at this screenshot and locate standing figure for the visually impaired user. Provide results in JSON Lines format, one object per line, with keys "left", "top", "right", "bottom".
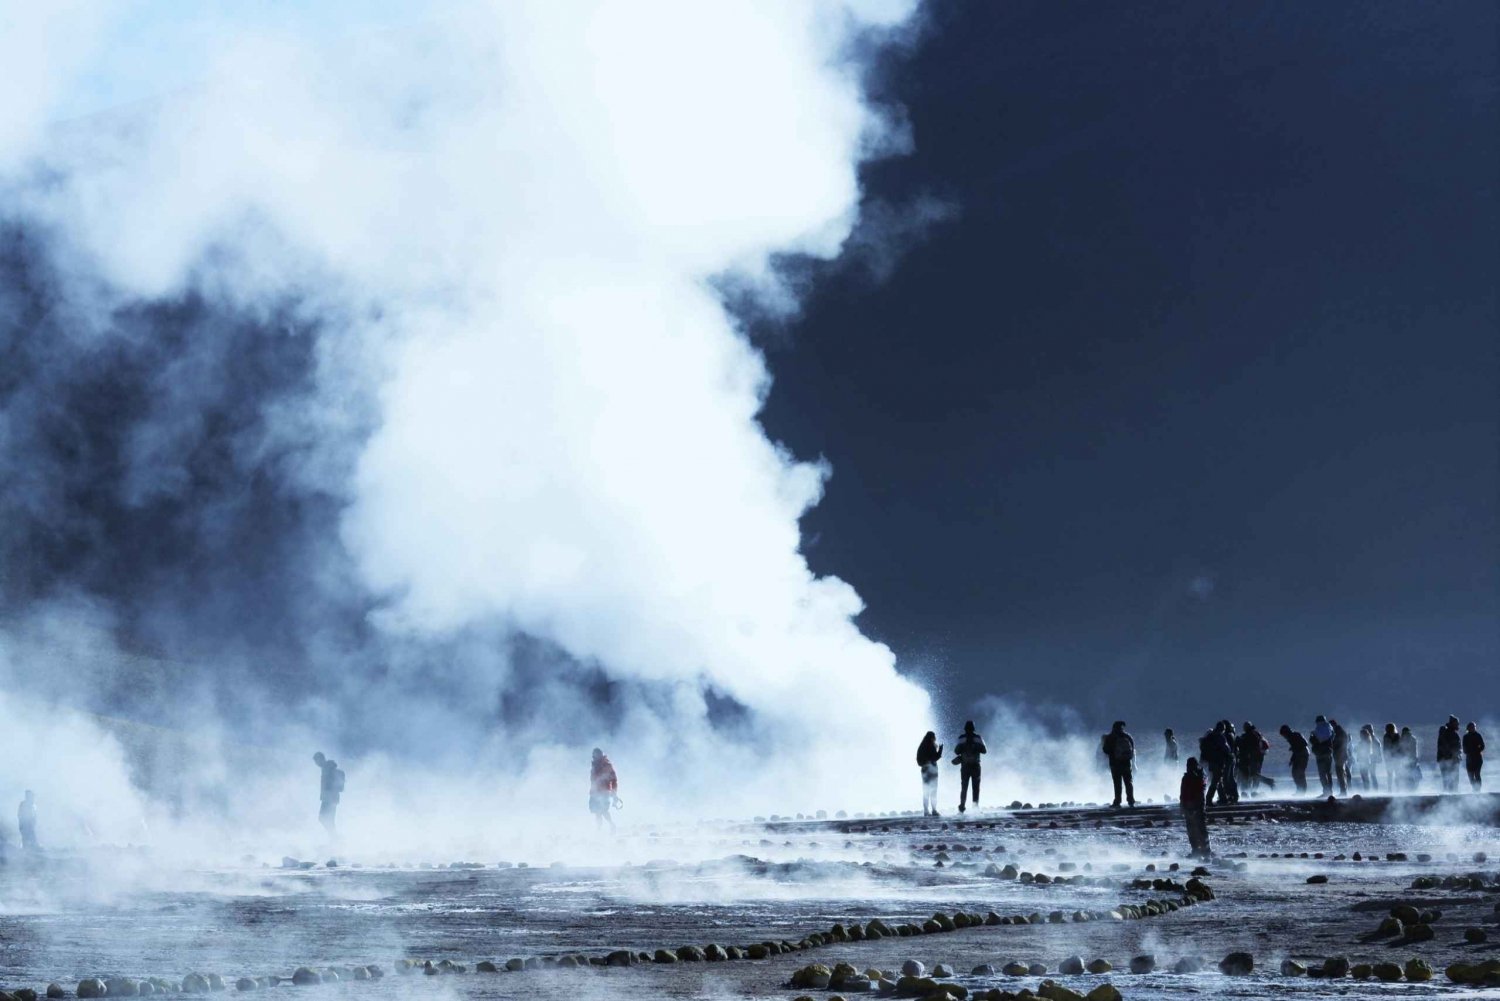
{"left": 1236, "top": 722, "right": 1266, "bottom": 796}
{"left": 1463, "top": 722, "right": 1485, "bottom": 791}
{"left": 17, "top": 791, "right": 38, "bottom": 852}
{"left": 1310, "top": 716, "right": 1335, "bottom": 796}
{"left": 1179, "top": 757, "right": 1210, "bottom": 858}
{"left": 1357, "top": 724, "right": 1382, "bottom": 790}
{"left": 916, "top": 731, "right": 944, "bottom": 817}
{"left": 952, "top": 722, "right": 987, "bottom": 813}
{"left": 590, "top": 748, "right": 619, "bottom": 832}
{"left": 1330, "top": 720, "right": 1352, "bottom": 796}
{"left": 1280, "top": 724, "right": 1309, "bottom": 793}
{"left": 1398, "top": 727, "right": 1422, "bottom": 788}
{"left": 1101, "top": 721, "right": 1136, "bottom": 808}
{"left": 312, "top": 752, "right": 344, "bottom": 835}
{"left": 1382, "top": 723, "right": 1401, "bottom": 789}
{"left": 1436, "top": 716, "right": 1462, "bottom": 792}
{"left": 1200, "top": 723, "right": 1232, "bottom": 805}
{"left": 1163, "top": 729, "right": 1179, "bottom": 765}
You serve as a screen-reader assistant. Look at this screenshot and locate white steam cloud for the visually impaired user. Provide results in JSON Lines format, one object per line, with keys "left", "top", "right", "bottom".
{"left": 0, "top": 0, "right": 932, "bottom": 826}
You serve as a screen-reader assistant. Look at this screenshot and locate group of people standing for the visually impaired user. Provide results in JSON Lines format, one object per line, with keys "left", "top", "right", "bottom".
{"left": 916, "top": 722, "right": 988, "bottom": 816}
{"left": 1272, "top": 716, "right": 1485, "bottom": 797}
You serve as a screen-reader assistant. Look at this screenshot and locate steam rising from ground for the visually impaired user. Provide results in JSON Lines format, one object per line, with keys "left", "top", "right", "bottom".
{"left": 0, "top": 1, "right": 936, "bottom": 838}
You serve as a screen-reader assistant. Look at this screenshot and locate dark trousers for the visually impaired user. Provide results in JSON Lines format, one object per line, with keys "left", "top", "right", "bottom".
{"left": 1315, "top": 754, "right": 1334, "bottom": 795}
{"left": 319, "top": 799, "right": 338, "bottom": 833}
{"left": 1439, "top": 758, "right": 1460, "bottom": 792}
{"left": 921, "top": 765, "right": 939, "bottom": 814}
{"left": 959, "top": 764, "right": 980, "bottom": 808}
{"left": 1467, "top": 755, "right": 1483, "bottom": 791}
{"left": 1182, "top": 805, "right": 1209, "bottom": 856}
{"left": 1291, "top": 755, "right": 1308, "bottom": 792}
{"left": 1110, "top": 760, "right": 1134, "bottom": 806}
{"left": 19, "top": 822, "right": 37, "bottom": 851}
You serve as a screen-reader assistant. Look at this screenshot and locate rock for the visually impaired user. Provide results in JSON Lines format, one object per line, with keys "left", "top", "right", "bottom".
{"left": 1128, "top": 955, "right": 1155, "bottom": 974}
{"left": 1377, "top": 917, "right": 1404, "bottom": 936}
{"left": 1219, "top": 952, "right": 1253, "bottom": 976}
{"left": 182, "top": 975, "right": 212, "bottom": 994}
{"left": 1372, "top": 963, "right": 1403, "bottom": 982}
{"left": 1083, "top": 986, "right": 1120, "bottom": 1001}
{"left": 1390, "top": 903, "right": 1420, "bottom": 925}
{"left": 1465, "top": 927, "right": 1487, "bottom": 944}
{"left": 971, "top": 965, "right": 995, "bottom": 976}
{"left": 1035, "top": 981, "right": 1084, "bottom": 1001}
{"left": 475, "top": 961, "right": 498, "bottom": 973}
{"left": 290, "top": 970, "right": 320, "bottom": 988}
{"left": 1085, "top": 960, "right": 1111, "bottom": 974}
{"left": 1406, "top": 923, "right": 1435, "bottom": 943}
{"left": 46, "top": 988, "right": 63, "bottom": 1000}
{"left": 207, "top": 975, "right": 225, "bottom": 992}
{"left": 1405, "top": 958, "right": 1433, "bottom": 982}
{"left": 106, "top": 980, "right": 139, "bottom": 997}
{"left": 675, "top": 946, "right": 705, "bottom": 962}
{"left": 1171, "top": 956, "right": 1204, "bottom": 974}
{"left": 932, "top": 965, "right": 954, "bottom": 978}
{"left": 234, "top": 980, "right": 256, "bottom": 992}
{"left": 790, "top": 965, "right": 832, "bottom": 989}
{"left": 1321, "top": 956, "right": 1349, "bottom": 978}
{"left": 1280, "top": 960, "right": 1306, "bottom": 977}
{"left": 1001, "top": 963, "right": 1029, "bottom": 977}
{"left": 1059, "top": 957, "right": 1084, "bottom": 976}
{"left": 76, "top": 985, "right": 106, "bottom": 1001}
{"left": 901, "top": 961, "right": 925, "bottom": 978}
{"left": 1028, "top": 963, "right": 1047, "bottom": 976}
{"left": 1350, "top": 964, "right": 1372, "bottom": 979}
{"left": 1306, "top": 874, "right": 1328, "bottom": 884}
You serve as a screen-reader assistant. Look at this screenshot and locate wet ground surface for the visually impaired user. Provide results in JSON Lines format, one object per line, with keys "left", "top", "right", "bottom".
{"left": 2, "top": 798, "right": 1500, "bottom": 999}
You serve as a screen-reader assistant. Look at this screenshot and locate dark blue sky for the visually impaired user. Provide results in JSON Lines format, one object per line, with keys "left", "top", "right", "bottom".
{"left": 757, "top": 1, "right": 1499, "bottom": 727}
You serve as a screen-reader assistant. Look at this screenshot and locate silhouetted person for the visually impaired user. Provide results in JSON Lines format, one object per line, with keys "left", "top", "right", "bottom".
{"left": 590, "top": 747, "right": 619, "bottom": 832}
{"left": 1382, "top": 723, "right": 1401, "bottom": 789}
{"left": 1200, "top": 722, "right": 1232, "bottom": 805}
{"left": 1236, "top": 722, "right": 1266, "bottom": 795}
{"left": 1436, "top": 715, "right": 1462, "bottom": 792}
{"left": 952, "top": 722, "right": 986, "bottom": 813}
{"left": 1179, "top": 757, "right": 1210, "bottom": 858}
{"left": 313, "top": 752, "right": 344, "bottom": 835}
{"left": 1163, "top": 728, "right": 1178, "bottom": 764}
{"left": 1330, "top": 719, "right": 1351, "bottom": 796}
{"left": 1280, "top": 724, "right": 1309, "bottom": 793}
{"left": 1398, "top": 726, "right": 1421, "bottom": 788}
{"left": 1463, "top": 722, "right": 1485, "bottom": 791}
{"left": 17, "top": 791, "right": 38, "bottom": 852}
{"left": 1357, "top": 724, "right": 1382, "bottom": 791}
{"left": 1310, "top": 715, "right": 1335, "bottom": 796}
{"left": 1102, "top": 721, "right": 1136, "bottom": 808}
{"left": 916, "top": 731, "right": 944, "bottom": 817}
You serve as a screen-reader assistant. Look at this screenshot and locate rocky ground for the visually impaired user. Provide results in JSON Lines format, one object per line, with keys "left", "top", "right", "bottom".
{"left": 1, "top": 795, "right": 1498, "bottom": 999}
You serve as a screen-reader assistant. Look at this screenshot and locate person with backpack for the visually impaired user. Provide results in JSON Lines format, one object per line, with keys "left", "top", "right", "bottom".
{"left": 313, "top": 751, "right": 345, "bottom": 835}
{"left": 1279, "top": 724, "right": 1309, "bottom": 793}
{"left": 916, "top": 731, "right": 944, "bottom": 816}
{"left": 1463, "top": 722, "right": 1485, "bottom": 791}
{"left": 1236, "top": 722, "right": 1268, "bottom": 795}
{"left": 1310, "top": 715, "right": 1335, "bottom": 796}
{"left": 1179, "top": 757, "right": 1210, "bottom": 858}
{"left": 951, "top": 721, "right": 987, "bottom": 813}
{"left": 1200, "top": 722, "right": 1234, "bottom": 805}
{"left": 1101, "top": 721, "right": 1136, "bottom": 808}
{"left": 1436, "top": 716, "right": 1463, "bottom": 792}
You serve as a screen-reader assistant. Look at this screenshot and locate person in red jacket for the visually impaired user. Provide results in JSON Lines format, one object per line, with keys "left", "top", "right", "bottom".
{"left": 1180, "top": 757, "right": 1210, "bottom": 858}
{"left": 589, "top": 748, "right": 620, "bottom": 832}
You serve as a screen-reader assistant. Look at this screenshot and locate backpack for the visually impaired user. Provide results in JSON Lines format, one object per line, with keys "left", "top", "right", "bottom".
{"left": 334, "top": 768, "right": 346, "bottom": 794}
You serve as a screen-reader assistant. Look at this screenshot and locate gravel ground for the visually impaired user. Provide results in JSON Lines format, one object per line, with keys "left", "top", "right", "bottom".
{"left": 2, "top": 798, "right": 1499, "bottom": 999}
